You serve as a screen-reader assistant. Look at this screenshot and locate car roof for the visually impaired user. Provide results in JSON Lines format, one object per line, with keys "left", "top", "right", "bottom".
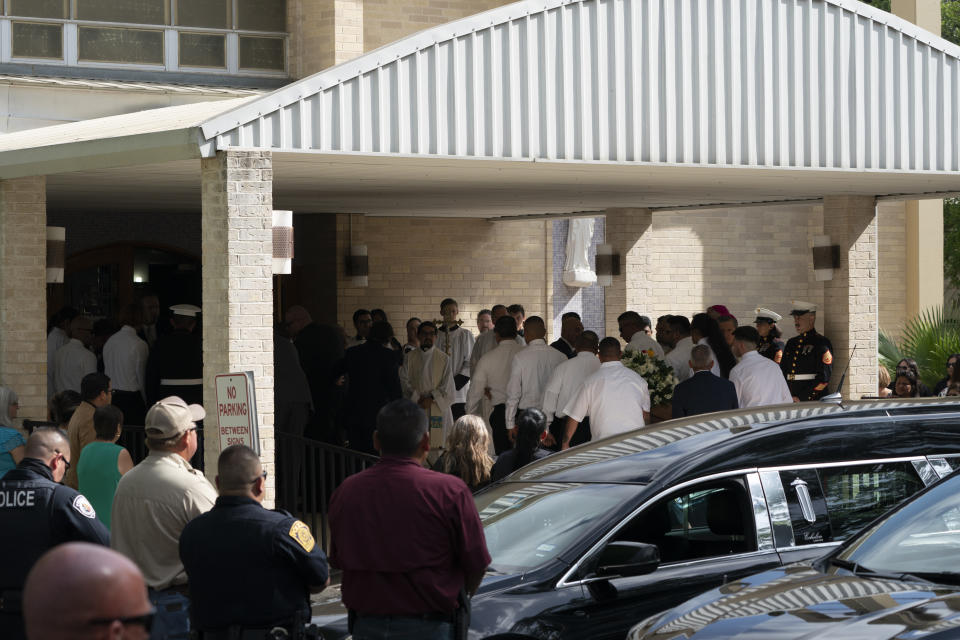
{"left": 506, "top": 398, "right": 960, "bottom": 486}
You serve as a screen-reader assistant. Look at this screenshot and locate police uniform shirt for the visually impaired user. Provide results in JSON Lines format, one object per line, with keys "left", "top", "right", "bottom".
{"left": 757, "top": 336, "right": 785, "bottom": 364}
{"left": 179, "top": 496, "right": 329, "bottom": 631}
{"left": 780, "top": 330, "right": 834, "bottom": 401}
{"left": 0, "top": 458, "right": 109, "bottom": 610}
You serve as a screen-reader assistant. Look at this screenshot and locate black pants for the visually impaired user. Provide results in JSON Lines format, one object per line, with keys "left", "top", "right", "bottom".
{"left": 111, "top": 390, "right": 146, "bottom": 426}
{"left": 548, "top": 416, "right": 591, "bottom": 451}
{"left": 451, "top": 403, "right": 466, "bottom": 421}
{"left": 490, "top": 404, "right": 511, "bottom": 455}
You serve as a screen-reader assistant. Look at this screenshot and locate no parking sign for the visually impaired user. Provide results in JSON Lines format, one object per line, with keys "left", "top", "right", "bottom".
{"left": 214, "top": 372, "right": 260, "bottom": 454}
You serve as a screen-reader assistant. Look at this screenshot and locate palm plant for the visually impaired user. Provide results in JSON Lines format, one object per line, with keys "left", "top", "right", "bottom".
{"left": 880, "top": 305, "right": 960, "bottom": 391}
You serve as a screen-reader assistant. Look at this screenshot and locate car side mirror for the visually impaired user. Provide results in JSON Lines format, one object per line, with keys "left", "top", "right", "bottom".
{"left": 594, "top": 541, "right": 660, "bottom": 578}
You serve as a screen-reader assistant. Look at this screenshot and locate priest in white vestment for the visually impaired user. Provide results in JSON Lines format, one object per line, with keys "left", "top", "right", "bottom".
{"left": 400, "top": 321, "right": 455, "bottom": 446}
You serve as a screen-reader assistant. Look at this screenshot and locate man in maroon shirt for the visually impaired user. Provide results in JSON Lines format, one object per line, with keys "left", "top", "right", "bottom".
{"left": 329, "top": 398, "right": 490, "bottom": 640}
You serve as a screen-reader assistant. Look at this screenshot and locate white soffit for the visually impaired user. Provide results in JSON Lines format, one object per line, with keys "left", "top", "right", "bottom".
{"left": 203, "top": 0, "right": 960, "bottom": 174}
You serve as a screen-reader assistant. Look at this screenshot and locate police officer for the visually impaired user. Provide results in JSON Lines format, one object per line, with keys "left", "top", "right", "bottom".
{"left": 0, "top": 428, "right": 109, "bottom": 639}
{"left": 146, "top": 304, "right": 203, "bottom": 406}
{"left": 179, "top": 445, "right": 328, "bottom": 639}
{"left": 754, "top": 307, "right": 786, "bottom": 364}
{"left": 780, "top": 301, "right": 834, "bottom": 402}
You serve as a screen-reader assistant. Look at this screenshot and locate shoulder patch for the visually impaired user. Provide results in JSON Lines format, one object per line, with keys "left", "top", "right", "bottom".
{"left": 72, "top": 494, "right": 97, "bottom": 519}
{"left": 823, "top": 350, "right": 833, "bottom": 365}
{"left": 288, "top": 520, "right": 315, "bottom": 552}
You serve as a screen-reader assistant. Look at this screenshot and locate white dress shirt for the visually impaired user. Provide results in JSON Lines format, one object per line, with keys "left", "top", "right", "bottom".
{"left": 564, "top": 361, "right": 651, "bottom": 440}
{"left": 665, "top": 336, "right": 694, "bottom": 381}
{"left": 626, "top": 332, "right": 666, "bottom": 359}
{"left": 541, "top": 351, "right": 601, "bottom": 423}
{"left": 729, "top": 350, "right": 793, "bottom": 408}
{"left": 435, "top": 325, "right": 475, "bottom": 405}
{"left": 466, "top": 340, "right": 526, "bottom": 414}
{"left": 47, "top": 327, "right": 69, "bottom": 398}
{"left": 470, "top": 330, "right": 524, "bottom": 375}
{"left": 103, "top": 325, "right": 149, "bottom": 396}
{"left": 53, "top": 338, "right": 97, "bottom": 394}
{"left": 697, "top": 337, "right": 723, "bottom": 377}
{"left": 505, "top": 339, "right": 567, "bottom": 430}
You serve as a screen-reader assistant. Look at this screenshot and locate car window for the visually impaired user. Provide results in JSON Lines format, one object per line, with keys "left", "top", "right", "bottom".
{"left": 778, "top": 469, "right": 833, "bottom": 545}
{"left": 611, "top": 479, "right": 757, "bottom": 564}
{"left": 819, "top": 462, "right": 926, "bottom": 539}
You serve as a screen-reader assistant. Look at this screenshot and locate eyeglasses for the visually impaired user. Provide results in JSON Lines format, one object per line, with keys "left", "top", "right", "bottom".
{"left": 251, "top": 470, "right": 267, "bottom": 484}
{"left": 54, "top": 450, "right": 70, "bottom": 471}
{"left": 88, "top": 608, "right": 156, "bottom": 631}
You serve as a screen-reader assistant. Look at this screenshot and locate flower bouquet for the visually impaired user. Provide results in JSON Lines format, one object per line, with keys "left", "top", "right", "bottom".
{"left": 621, "top": 348, "right": 678, "bottom": 409}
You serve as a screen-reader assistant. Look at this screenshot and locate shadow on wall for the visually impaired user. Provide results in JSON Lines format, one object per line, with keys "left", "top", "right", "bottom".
{"left": 552, "top": 217, "right": 606, "bottom": 340}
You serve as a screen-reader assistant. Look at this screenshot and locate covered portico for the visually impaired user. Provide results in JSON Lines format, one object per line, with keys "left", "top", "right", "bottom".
{"left": 0, "top": 0, "right": 958, "bottom": 499}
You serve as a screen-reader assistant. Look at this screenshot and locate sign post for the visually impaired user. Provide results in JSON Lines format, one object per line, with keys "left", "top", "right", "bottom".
{"left": 214, "top": 371, "right": 260, "bottom": 454}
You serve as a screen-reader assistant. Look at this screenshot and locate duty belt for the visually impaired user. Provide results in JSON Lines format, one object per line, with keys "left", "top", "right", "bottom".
{"left": 160, "top": 378, "right": 203, "bottom": 386}
{"left": 787, "top": 374, "right": 816, "bottom": 381}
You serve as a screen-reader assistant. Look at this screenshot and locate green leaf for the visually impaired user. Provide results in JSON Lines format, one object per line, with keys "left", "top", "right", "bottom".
{"left": 882, "top": 303, "right": 960, "bottom": 391}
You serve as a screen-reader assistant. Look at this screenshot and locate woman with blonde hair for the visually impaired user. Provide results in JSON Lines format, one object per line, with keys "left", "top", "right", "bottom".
{"left": 433, "top": 414, "right": 494, "bottom": 492}
{"left": 0, "top": 386, "right": 25, "bottom": 478}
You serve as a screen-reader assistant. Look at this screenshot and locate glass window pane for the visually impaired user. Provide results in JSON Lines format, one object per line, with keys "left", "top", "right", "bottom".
{"left": 78, "top": 26, "right": 164, "bottom": 64}
{"left": 238, "top": 36, "right": 284, "bottom": 71}
{"left": 819, "top": 462, "right": 925, "bottom": 540}
{"left": 9, "top": 0, "right": 67, "bottom": 19}
{"left": 236, "top": 0, "right": 285, "bottom": 32}
{"left": 76, "top": 0, "right": 167, "bottom": 25}
{"left": 179, "top": 32, "right": 225, "bottom": 68}
{"left": 11, "top": 22, "right": 63, "bottom": 59}
{"left": 778, "top": 469, "right": 833, "bottom": 545}
{"left": 176, "top": 0, "right": 228, "bottom": 29}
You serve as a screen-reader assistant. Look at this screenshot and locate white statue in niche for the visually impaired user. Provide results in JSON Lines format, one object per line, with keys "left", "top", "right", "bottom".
{"left": 562, "top": 218, "right": 597, "bottom": 288}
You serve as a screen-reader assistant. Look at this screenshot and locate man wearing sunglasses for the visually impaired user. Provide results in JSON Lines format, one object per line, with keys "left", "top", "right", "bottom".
{"left": 180, "top": 444, "right": 329, "bottom": 638}
{"left": 0, "top": 428, "right": 109, "bottom": 640}
{"left": 23, "top": 542, "right": 153, "bottom": 639}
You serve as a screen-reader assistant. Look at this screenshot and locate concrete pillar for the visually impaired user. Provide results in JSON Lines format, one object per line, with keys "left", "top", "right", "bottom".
{"left": 201, "top": 151, "right": 275, "bottom": 505}
{"left": 0, "top": 177, "right": 47, "bottom": 420}
{"left": 603, "top": 208, "right": 653, "bottom": 341}
{"left": 893, "top": 0, "right": 944, "bottom": 317}
{"left": 822, "top": 196, "right": 879, "bottom": 400}
{"left": 287, "top": 0, "right": 363, "bottom": 79}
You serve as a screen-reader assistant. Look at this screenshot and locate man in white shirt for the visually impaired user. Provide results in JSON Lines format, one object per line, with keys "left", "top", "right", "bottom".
{"left": 399, "top": 322, "right": 455, "bottom": 449}
{"left": 466, "top": 316, "right": 526, "bottom": 454}
{"left": 542, "top": 331, "right": 600, "bottom": 449}
{"left": 619, "top": 311, "right": 665, "bottom": 359}
{"left": 729, "top": 326, "right": 793, "bottom": 408}
{"left": 47, "top": 307, "right": 76, "bottom": 399}
{"left": 53, "top": 316, "right": 97, "bottom": 394}
{"left": 104, "top": 303, "right": 150, "bottom": 425}
{"left": 435, "top": 298, "right": 475, "bottom": 420}
{"left": 471, "top": 305, "right": 524, "bottom": 374}
{"left": 505, "top": 316, "right": 567, "bottom": 442}
{"left": 562, "top": 337, "right": 651, "bottom": 448}
{"left": 664, "top": 315, "right": 695, "bottom": 381}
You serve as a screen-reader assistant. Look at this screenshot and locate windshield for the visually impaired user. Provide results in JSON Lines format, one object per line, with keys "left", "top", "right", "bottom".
{"left": 837, "top": 474, "right": 960, "bottom": 578}
{"left": 476, "top": 482, "right": 642, "bottom": 572}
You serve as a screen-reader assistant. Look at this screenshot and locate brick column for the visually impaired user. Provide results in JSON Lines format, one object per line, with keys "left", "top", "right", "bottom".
{"left": 0, "top": 177, "right": 47, "bottom": 419}
{"left": 603, "top": 208, "right": 653, "bottom": 340}
{"left": 822, "top": 196, "right": 878, "bottom": 400}
{"left": 201, "top": 151, "right": 275, "bottom": 505}
{"left": 287, "top": 0, "right": 363, "bottom": 79}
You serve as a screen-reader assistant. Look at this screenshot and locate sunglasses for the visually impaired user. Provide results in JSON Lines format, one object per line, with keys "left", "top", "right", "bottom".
{"left": 54, "top": 450, "right": 70, "bottom": 471}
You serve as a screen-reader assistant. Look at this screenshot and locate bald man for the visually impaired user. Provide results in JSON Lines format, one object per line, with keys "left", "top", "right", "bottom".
{"left": 0, "top": 429, "right": 109, "bottom": 639}
{"left": 504, "top": 316, "right": 567, "bottom": 441}
{"left": 24, "top": 542, "right": 152, "bottom": 640}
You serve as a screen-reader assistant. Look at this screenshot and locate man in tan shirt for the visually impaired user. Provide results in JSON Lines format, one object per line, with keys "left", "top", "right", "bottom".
{"left": 111, "top": 396, "right": 216, "bottom": 640}
{"left": 64, "top": 372, "right": 112, "bottom": 489}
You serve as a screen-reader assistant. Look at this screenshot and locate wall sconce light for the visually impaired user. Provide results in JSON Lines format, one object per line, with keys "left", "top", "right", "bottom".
{"left": 595, "top": 244, "right": 620, "bottom": 287}
{"left": 347, "top": 244, "right": 368, "bottom": 287}
{"left": 272, "top": 210, "right": 294, "bottom": 275}
{"left": 46, "top": 226, "right": 65, "bottom": 284}
{"left": 812, "top": 235, "right": 840, "bottom": 281}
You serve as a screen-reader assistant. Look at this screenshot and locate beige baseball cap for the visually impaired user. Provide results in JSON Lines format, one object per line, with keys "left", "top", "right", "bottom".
{"left": 145, "top": 396, "right": 205, "bottom": 440}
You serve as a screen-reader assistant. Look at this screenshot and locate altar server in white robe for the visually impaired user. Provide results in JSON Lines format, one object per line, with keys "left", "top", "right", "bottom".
{"left": 400, "top": 321, "right": 455, "bottom": 450}
{"left": 729, "top": 326, "right": 792, "bottom": 408}
{"left": 466, "top": 315, "right": 526, "bottom": 455}
{"left": 435, "top": 298, "right": 475, "bottom": 421}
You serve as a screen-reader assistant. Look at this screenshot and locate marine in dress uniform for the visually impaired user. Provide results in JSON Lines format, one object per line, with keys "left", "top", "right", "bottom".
{"left": 754, "top": 307, "right": 786, "bottom": 364}
{"left": 780, "top": 301, "right": 834, "bottom": 401}
{"left": 146, "top": 304, "right": 203, "bottom": 406}
{"left": 180, "top": 445, "right": 328, "bottom": 639}
{"left": 0, "top": 430, "right": 110, "bottom": 640}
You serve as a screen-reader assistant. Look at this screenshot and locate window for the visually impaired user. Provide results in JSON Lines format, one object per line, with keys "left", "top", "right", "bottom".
{"left": 778, "top": 469, "right": 833, "bottom": 546}
{"left": 11, "top": 22, "right": 63, "bottom": 59}
{"left": 239, "top": 36, "right": 284, "bottom": 71}
{"left": 79, "top": 26, "right": 164, "bottom": 64}
{"left": 179, "top": 33, "right": 226, "bottom": 68}
{"left": 236, "top": 0, "right": 285, "bottom": 32}
{"left": 75, "top": 0, "right": 168, "bottom": 25}
{"left": 176, "top": 0, "right": 229, "bottom": 29}
{"left": 9, "top": 0, "right": 67, "bottom": 19}
{"left": 613, "top": 480, "right": 756, "bottom": 564}
{"left": 819, "top": 462, "right": 925, "bottom": 539}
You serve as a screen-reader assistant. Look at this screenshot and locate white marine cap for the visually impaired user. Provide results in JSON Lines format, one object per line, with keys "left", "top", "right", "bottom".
{"left": 754, "top": 307, "right": 783, "bottom": 323}
{"left": 789, "top": 300, "right": 818, "bottom": 315}
{"left": 170, "top": 304, "right": 201, "bottom": 317}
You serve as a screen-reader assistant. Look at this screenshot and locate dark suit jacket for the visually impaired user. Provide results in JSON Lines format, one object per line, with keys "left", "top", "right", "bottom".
{"left": 339, "top": 341, "right": 402, "bottom": 454}
{"left": 550, "top": 338, "right": 576, "bottom": 359}
{"left": 671, "top": 371, "right": 739, "bottom": 418}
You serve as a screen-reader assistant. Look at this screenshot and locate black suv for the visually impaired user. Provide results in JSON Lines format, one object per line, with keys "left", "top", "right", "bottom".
{"left": 313, "top": 399, "right": 960, "bottom": 640}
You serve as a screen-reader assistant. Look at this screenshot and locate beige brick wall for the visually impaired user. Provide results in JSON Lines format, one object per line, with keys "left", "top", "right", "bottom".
{"left": 603, "top": 208, "right": 653, "bottom": 340}
{"left": 201, "top": 151, "right": 276, "bottom": 504}
{"left": 0, "top": 177, "right": 47, "bottom": 420}
{"left": 878, "top": 200, "right": 907, "bottom": 339}
{"left": 288, "top": 0, "right": 364, "bottom": 79}
{"left": 336, "top": 214, "right": 550, "bottom": 339}
{"left": 364, "top": 0, "right": 511, "bottom": 53}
